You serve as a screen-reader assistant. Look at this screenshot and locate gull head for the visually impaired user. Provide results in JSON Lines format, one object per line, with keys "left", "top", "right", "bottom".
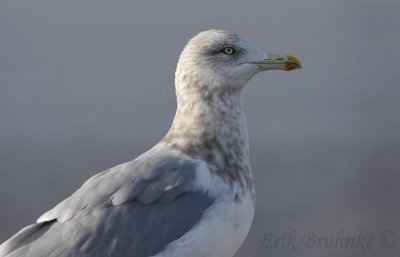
{"left": 175, "top": 29, "right": 301, "bottom": 94}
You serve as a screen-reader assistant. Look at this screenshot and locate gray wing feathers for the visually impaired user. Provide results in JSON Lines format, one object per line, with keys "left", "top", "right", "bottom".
{"left": 1, "top": 149, "right": 214, "bottom": 257}
{"left": 1, "top": 193, "right": 212, "bottom": 257}
{"left": 0, "top": 221, "right": 54, "bottom": 256}
{"left": 38, "top": 152, "right": 199, "bottom": 223}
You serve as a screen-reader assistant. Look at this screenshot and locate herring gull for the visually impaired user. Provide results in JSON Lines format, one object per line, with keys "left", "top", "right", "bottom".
{"left": 0, "top": 29, "right": 301, "bottom": 257}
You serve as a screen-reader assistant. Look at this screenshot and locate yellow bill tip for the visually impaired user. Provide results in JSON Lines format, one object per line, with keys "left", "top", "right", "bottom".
{"left": 284, "top": 54, "right": 302, "bottom": 71}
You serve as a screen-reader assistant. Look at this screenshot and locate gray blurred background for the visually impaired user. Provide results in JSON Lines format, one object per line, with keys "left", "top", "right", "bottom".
{"left": 1, "top": 0, "right": 399, "bottom": 256}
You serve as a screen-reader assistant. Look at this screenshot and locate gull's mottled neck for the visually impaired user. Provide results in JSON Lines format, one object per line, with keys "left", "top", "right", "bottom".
{"left": 169, "top": 84, "right": 246, "bottom": 146}
{"left": 162, "top": 73, "right": 253, "bottom": 192}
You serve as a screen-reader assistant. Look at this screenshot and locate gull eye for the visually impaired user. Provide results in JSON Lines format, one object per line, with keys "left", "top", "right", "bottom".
{"left": 223, "top": 47, "right": 235, "bottom": 55}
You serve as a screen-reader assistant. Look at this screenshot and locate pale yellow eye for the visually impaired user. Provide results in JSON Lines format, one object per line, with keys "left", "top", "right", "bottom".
{"left": 223, "top": 47, "right": 235, "bottom": 55}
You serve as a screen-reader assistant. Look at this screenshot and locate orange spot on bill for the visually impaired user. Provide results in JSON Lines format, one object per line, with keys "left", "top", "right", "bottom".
{"left": 284, "top": 64, "right": 298, "bottom": 71}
